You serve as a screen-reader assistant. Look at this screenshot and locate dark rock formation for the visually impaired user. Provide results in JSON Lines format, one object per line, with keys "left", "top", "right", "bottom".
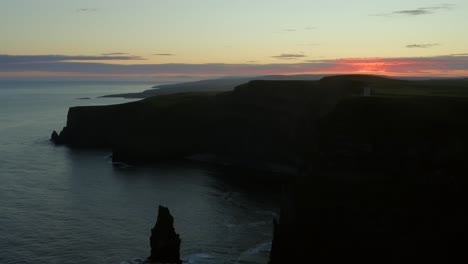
{"left": 148, "top": 206, "right": 182, "bottom": 264}
{"left": 50, "top": 130, "right": 60, "bottom": 143}
{"left": 50, "top": 128, "right": 70, "bottom": 145}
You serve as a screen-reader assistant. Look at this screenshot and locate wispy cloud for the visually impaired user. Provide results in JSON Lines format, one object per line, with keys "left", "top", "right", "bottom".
{"left": 153, "top": 53, "right": 175, "bottom": 56}
{"left": 406, "top": 43, "right": 440, "bottom": 48}
{"left": 0, "top": 54, "right": 144, "bottom": 63}
{"left": 76, "top": 8, "right": 97, "bottom": 12}
{"left": 393, "top": 9, "right": 431, "bottom": 16}
{"left": 283, "top": 27, "right": 316, "bottom": 32}
{"left": 373, "top": 4, "right": 454, "bottom": 17}
{"left": 298, "top": 43, "right": 319, "bottom": 47}
{"left": 101, "top": 52, "right": 129, "bottom": 56}
{"left": 272, "top": 53, "right": 307, "bottom": 60}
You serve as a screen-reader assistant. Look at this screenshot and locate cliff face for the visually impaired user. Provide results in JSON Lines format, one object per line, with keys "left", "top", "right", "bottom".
{"left": 52, "top": 79, "right": 361, "bottom": 166}
{"left": 53, "top": 92, "right": 216, "bottom": 156}
{"left": 318, "top": 96, "right": 468, "bottom": 172}
{"left": 52, "top": 78, "right": 468, "bottom": 172}
{"left": 267, "top": 93, "right": 468, "bottom": 263}
{"left": 52, "top": 77, "right": 468, "bottom": 172}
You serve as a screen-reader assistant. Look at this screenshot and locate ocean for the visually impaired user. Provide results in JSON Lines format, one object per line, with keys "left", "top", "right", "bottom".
{"left": 0, "top": 81, "right": 279, "bottom": 264}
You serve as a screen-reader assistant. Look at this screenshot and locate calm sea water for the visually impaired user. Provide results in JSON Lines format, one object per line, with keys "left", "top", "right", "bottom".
{"left": 0, "top": 81, "right": 279, "bottom": 264}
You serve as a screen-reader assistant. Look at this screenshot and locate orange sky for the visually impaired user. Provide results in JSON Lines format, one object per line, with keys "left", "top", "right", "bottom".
{"left": 1, "top": 1, "right": 468, "bottom": 81}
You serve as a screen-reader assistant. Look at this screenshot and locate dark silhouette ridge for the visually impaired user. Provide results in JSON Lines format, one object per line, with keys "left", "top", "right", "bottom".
{"left": 102, "top": 74, "right": 328, "bottom": 98}
{"left": 148, "top": 206, "right": 181, "bottom": 264}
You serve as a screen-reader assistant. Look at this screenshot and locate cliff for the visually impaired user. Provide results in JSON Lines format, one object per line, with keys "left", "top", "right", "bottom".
{"left": 268, "top": 95, "right": 468, "bottom": 263}
{"left": 52, "top": 78, "right": 363, "bottom": 167}
{"left": 51, "top": 75, "right": 468, "bottom": 263}
{"left": 52, "top": 75, "right": 468, "bottom": 171}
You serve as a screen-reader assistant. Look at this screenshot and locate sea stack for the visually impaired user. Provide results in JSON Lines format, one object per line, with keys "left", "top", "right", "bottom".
{"left": 148, "top": 206, "right": 182, "bottom": 264}
{"left": 50, "top": 130, "right": 61, "bottom": 143}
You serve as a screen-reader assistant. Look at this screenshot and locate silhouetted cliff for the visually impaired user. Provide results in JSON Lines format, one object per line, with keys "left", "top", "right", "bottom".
{"left": 52, "top": 78, "right": 362, "bottom": 167}
{"left": 51, "top": 75, "right": 468, "bottom": 263}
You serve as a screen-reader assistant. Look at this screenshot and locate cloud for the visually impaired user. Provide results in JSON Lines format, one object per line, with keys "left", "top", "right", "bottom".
{"left": 76, "top": 8, "right": 97, "bottom": 12}
{"left": 373, "top": 4, "right": 454, "bottom": 16}
{"left": 153, "top": 53, "right": 174, "bottom": 56}
{"left": 393, "top": 9, "right": 432, "bottom": 16}
{"left": 406, "top": 43, "right": 440, "bottom": 48}
{"left": 272, "top": 53, "right": 307, "bottom": 60}
{"left": 304, "top": 59, "right": 330, "bottom": 63}
{"left": 101, "top": 52, "right": 129, "bottom": 56}
{"left": 2, "top": 53, "right": 468, "bottom": 78}
{"left": 298, "top": 43, "right": 319, "bottom": 47}
{"left": 450, "top": 53, "right": 468, "bottom": 56}
{"left": 0, "top": 54, "right": 144, "bottom": 63}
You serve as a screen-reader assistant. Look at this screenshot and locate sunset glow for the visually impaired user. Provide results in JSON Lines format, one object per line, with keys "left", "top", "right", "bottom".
{"left": 1, "top": 0, "right": 468, "bottom": 80}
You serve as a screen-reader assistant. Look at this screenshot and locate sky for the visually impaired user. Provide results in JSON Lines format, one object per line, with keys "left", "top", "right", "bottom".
{"left": 1, "top": 0, "right": 468, "bottom": 81}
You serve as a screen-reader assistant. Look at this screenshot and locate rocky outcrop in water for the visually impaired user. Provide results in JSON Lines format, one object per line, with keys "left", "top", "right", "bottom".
{"left": 50, "top": 130, "right": 60, "bottom": 143}
{"left": 50, "top": 129, "right": 70, "bottom": 145}
{"left": 148, "top": 206, "right": 182, "bottom": 264}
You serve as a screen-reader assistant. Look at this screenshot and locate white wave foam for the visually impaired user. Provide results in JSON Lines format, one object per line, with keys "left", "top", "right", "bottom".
{"left": 235, "top": 241, "right": 272, "bottom": 264}
{"left": 111, "top": 161, "right": 132, "bottom": 169}
{"left": 256, "top": 210, "right": 279, "bottom": 219}
{"left": 246, "top": 242, "right": 272, "bottom": 255}
{"left": 121, "top": 253, "right": 215, "bottom": 264}
{"left": 247, "top": 220, "right": 270, "bottom": 227}
{"left": 183, "top": 253, "right": 214, "bottom": 263}
{"left": 119, "top": 257, "right": 145, "bottom": 264}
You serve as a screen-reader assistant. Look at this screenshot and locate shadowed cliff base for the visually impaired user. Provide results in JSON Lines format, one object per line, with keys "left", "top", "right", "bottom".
{"left": 269, "top": 167, "right": 468, "bottom": 264}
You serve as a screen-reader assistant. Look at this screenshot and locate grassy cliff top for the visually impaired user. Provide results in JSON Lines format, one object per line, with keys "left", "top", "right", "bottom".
{"left": 321, "top": 74, "right": 468, "bottom": 97}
